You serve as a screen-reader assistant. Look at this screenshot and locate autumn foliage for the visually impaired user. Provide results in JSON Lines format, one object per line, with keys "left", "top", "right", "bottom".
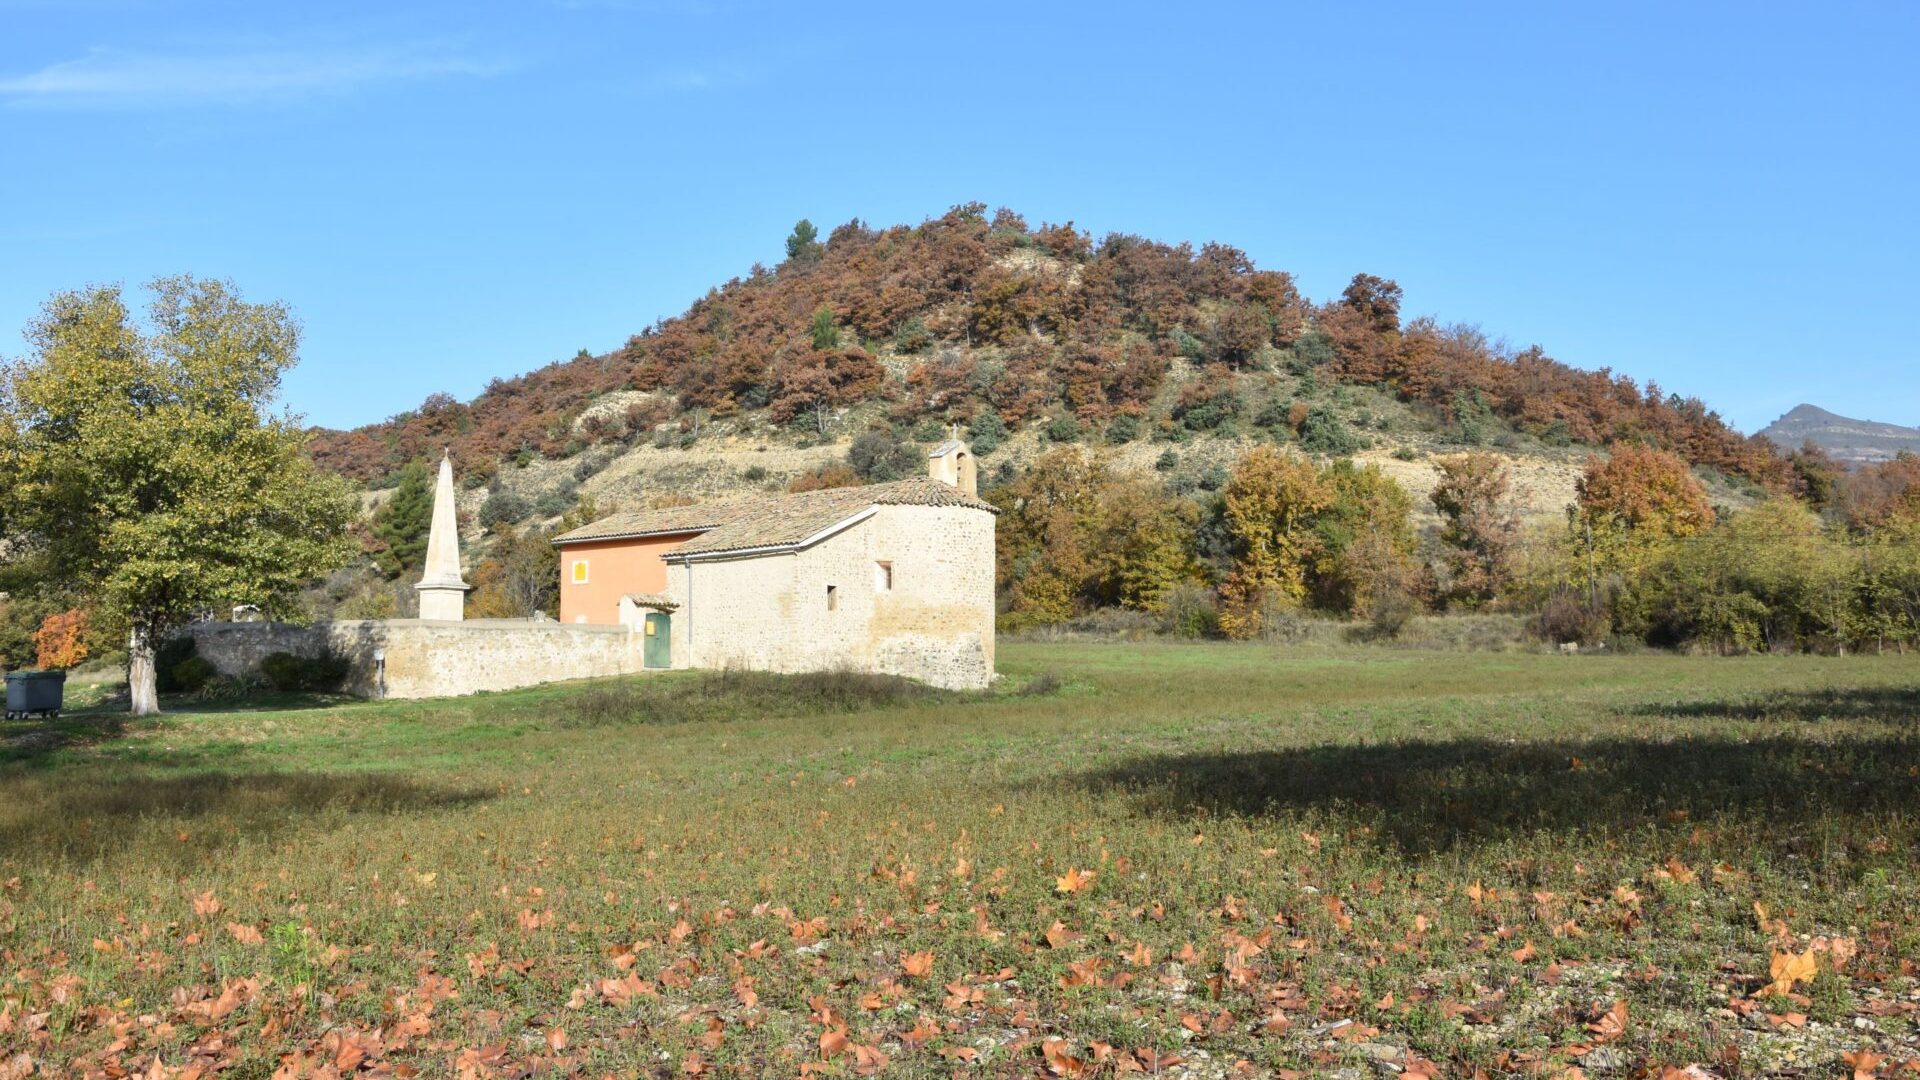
{"left": 289, "top": 204, "right": 1920, "bottom": 654}
{"left": 1216, "top": 448, "right": 1336, "bottom": 637}
{"left": 1577, "top": 444, "right": 1715, "bottom": 539}
{"left": 309, "top": 204, "right": 1790, "bottom": 493}
{"left": 1430, "top": 453, "right": 1519, "bottom": 608}
{"left": 31, "top": 608, "right": 88, "bottom": 670}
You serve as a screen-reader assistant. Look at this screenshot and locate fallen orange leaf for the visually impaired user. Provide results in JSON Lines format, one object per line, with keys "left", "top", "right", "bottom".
{"left": 1766, "top": 948, "right": 1817, "bottom": 996}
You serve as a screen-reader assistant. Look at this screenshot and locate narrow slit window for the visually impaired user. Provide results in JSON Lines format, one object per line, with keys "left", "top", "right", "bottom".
{"left": 875, "top": 560, "right": 893, "bottom": 591}
{"left": 826, "top": 585, "right": 839, "bottom": 611}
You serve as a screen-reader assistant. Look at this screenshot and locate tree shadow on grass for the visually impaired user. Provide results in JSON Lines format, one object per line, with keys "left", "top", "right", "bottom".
{"left": 3, "top": 693, "right": 371, "bottom": 767}
{"left": 1071, "top": 729, "right": 1920, "bottom": 856}
{"left": 65, "top": 691, "right": 366, "bottom": 719}
{"left": 0, "top": 770, "right": 491, "bottom": 862}
{"left": 1628, "top": 685, "right": 1920, "bottom": 725}
{"left": 0, "top": 712, "right": 135, "bottom": 766}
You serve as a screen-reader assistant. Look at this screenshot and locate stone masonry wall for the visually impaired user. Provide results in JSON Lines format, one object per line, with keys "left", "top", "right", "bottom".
{"left": 186, "top": 619, "right": 646, "bottom": 700}
{"left": 867, "top": 503, "right": 996, "bottom": 689}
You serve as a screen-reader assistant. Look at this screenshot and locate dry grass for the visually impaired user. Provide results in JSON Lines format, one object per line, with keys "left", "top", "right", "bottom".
{"left": 1, "top": 643, "right": 1917, "bottom": 1076}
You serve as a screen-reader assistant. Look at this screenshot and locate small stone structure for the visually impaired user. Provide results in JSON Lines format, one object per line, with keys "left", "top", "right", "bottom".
{"left": 661, "top": 498, "right": 995, "bottom": 689}
{"left": 925, "top": 433, "right": 978, "bottom": 495}
{"left": 413, "top": 453, "right": 471, "bottom": 621}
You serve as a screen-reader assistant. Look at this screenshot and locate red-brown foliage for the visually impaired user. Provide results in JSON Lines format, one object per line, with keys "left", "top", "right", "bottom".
{"left": 1837, "top": 454, "right": 1920, "bottom": 530}
{"left": 309, "top": 206, "right": 1790, "bottom": 494}
{"left": 1576, "top": 444, "right": 1715, "bottom": 537}
{"left": 788, "top": 464, "right": 862, "bottom": 493}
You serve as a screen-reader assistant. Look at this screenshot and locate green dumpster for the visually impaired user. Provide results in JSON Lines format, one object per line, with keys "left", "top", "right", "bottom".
{"left": 4, "top": 670, "right": 66, "bottom": 720}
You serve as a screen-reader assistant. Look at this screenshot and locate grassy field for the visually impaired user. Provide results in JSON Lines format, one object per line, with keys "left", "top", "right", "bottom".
{"left": 2, "top": 644, "right": 1917, "bottom": 1078}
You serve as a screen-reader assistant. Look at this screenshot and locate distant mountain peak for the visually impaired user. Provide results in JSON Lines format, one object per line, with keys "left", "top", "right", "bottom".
{"left": 1760, "top": 405, "right": 1920, "bottom": 464}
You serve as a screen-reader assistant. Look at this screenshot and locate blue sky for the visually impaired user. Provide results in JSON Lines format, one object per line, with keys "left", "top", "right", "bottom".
{"left": 2, "top": 1, "right": 1914, "bottom": 434}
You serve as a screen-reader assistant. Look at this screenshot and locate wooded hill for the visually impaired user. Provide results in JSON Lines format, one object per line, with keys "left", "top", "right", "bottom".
{"left": 310, "top": 204, "right": 1791, "bottom": 494}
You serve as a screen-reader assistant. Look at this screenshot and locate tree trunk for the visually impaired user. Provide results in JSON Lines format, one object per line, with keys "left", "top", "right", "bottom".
{"left": 128, "top": 622, "right": 162, "bottom": 717}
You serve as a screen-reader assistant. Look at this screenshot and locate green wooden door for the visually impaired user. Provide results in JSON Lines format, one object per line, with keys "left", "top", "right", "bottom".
{"left": 643, "top": 612, "right": 670, "bottom": 669}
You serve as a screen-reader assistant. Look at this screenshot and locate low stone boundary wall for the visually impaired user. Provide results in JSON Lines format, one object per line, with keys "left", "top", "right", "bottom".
{"left": 186, "top": 619, "right": 645, "bottom": 699}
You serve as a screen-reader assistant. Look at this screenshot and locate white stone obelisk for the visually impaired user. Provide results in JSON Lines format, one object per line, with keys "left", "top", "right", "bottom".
{"left": 414, "top": 453, "right": 471, "bottom": 621}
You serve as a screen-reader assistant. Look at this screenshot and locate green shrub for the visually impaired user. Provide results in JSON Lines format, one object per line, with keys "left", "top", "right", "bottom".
{"left": 848, "top": 431, "right": 920, "bottom": 481}
{"left": 154, "top": 637, "right": 200, "bottom": 693}
{"left": 1173, "top": 383, "right": 1243, "bottom": 432}
{"left": 258, "top": 650, "right": 350, "bottom": 693}
{"left": 479, "top": 489, "right": 530, "bottom": 528}
{"left": 1106, "top": 414, "right": 1141, "bottom": 443}
{"left": 1300, "top": 406, "right": 1363, "bottom": 455}
{"left": 1285, "top": 330, "right": 1335, "bottom": 372}
{"left": 741, "top": 465, "right": 768, "bottom": 482}
{"left": 968, "top": 411, "right": 1006, "bottom": 455}
{"left": 1531, "top": 594, "right": 1610, "bottom": 647}
{"left": 337, "top": 588, "right": 399, "bottom": 620}
{"left": 892, "top": 317, "right": 934, "bottom": 354}
{"left": 1016, "top": 671, "right": 1064, "bottom": 696}
{"left": 1159, "top": 584, "right": 1220, "bottom": 638}
{"left": 1170, "top": 327, "right": 1209, "bottom": 362}
{"left": 808, "top": 305, "right": 840, "bottom": 350}
{"left": 1364, "top": 588, "right": 1421, "bottom": 642}
{"left": 170, "top": 655, "right": 217, "bottom": 694}
{"left": 1450, "top": 389, "right": 1494, "bottom": 446}
{"left": 533, "top": 481, "right": 578, "bottom": 518}
{"left": 1253, "top": 399, "right": 1291, "bottom": 436}
{"left": 187, "top": 673, "right": 268, "bottom": 702}
{"left": 1045, "top": 415, "right": 1082, "bottom": 443}
{"left": 573, "top": 451, "right": 613, "bottom": 482}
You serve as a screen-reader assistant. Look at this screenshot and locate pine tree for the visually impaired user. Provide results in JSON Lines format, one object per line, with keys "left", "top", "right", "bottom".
{"left": 371, "top": 460, "right": 433, "bottom": 578}
{"left": 808, "top": 305, "right": 840, "bottom": 350}
{"left": 785, "top": 219, "right": 822, "bottom": 263}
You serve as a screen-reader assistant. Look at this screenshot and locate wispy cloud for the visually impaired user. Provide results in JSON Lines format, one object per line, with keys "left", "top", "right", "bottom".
{"left": 648, "top": 63, "right": 756, "bottom": 92}
{"left": 0, "top": 40, "right": 509, "bottom": 109}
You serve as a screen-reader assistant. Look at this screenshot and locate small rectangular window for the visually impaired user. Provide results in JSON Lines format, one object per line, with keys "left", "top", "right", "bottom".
{"left": 875, "top": 561, "right": 893, "bottom": 591}
{"left": 826, "top": 584, "right": 838, "bottom": 611}
{"left": 571, "top": 560, "right": 589, "bottom": 584}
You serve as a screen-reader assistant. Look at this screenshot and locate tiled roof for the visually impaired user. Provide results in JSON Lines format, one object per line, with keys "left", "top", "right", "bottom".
{"left": 550, "top": 500, "right": 749, "bottom": 544}
{"left": 553, "top": 478, "right": 996, "bottom": 556}
{"left": 670, "top": 479, "right": 997, "bottom": 558}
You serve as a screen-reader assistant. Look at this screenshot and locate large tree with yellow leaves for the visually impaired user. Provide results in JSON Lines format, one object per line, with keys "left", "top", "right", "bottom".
{"left": 0, "top": 277, "right": 355, "bottom": 715}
